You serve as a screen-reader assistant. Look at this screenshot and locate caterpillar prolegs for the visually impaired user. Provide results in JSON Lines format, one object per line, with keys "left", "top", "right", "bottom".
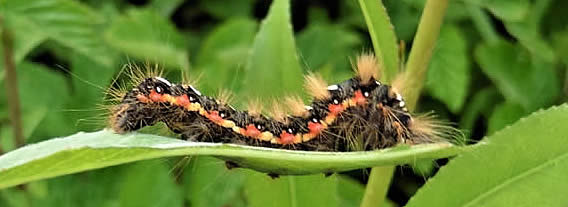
{"left": 109, "top": 54, "right": 457, "bottom": 152}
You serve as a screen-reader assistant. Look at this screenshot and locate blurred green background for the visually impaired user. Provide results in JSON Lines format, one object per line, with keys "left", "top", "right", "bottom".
{"left": 0, "top": 0, "right": 566, "bottom": 206}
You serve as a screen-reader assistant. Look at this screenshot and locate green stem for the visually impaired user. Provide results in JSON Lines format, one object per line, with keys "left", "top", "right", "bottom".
{"left": 1, "top": 17, "right": 25, "bottom": 149}
{"left": 400, "top": 0, "right": 449, "bottom": 110}
{"left": 360, "top": 166, "right": 394, "bottom": 207}
{"left": 361, "top": 1, "right": 448, "bottom": 206}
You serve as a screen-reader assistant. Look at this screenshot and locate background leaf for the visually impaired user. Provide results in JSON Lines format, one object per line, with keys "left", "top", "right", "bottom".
{"left": 193, "top": 18, "right": 257, "bottom": 93}
{"left": 486, "top": 102, "right": 525, "bottom": 134}
{"left": 104, "top": 8, "right": 189, "bottom": 70}
{"left": 357, "top": 0, "right": 400, "bottom": 83}
{"left": 118, "top": 160, "right": 183, "bottom": 207}
{"left": 245, "top": 174, "right": 339, "bottom": 207}
{"left": 426, "top": 25, "right": 470, "bottom": 113}
{"left": 2, "top": 0, "right": 114, "bottom": 67}
{"left": 459, "top": 87, "right": 502, "bottom": 136}
{"left": 461, "top": 0, "right": 530, "bottom": 22}
{"left": 200, "top": 0, "right": 253, "bottom": 19}
{"left": 183, "top": 156, "right": 247, "bottom": 207}
{"left": 475, "top": 40, "right": 560, "bottom": 111}
{"left": 241, "top": 0, "right": 303, "bottom": 99}
{"left": 406, "top": 104, "right": 568, "bottom": 206}
{"left": 296, "top": 24, "right": 361, "bottom": 73}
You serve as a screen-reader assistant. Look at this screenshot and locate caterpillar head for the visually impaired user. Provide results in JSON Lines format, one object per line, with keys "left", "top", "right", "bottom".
{"left": 109, "top": 77, "right": 176, "bottom": 133}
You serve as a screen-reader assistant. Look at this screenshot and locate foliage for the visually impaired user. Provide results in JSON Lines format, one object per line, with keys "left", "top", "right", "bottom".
{"left": 0, "top": 0, "right": 566, "bottom": 206}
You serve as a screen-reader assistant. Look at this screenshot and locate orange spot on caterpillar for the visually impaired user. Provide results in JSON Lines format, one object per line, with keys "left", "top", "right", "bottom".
{"left": 279, "top": 131, "right": 295, "bottom": 144}
{"left": 302, "top": 133, "right": 317, "bottom": 141}
{"left": 308, "top": 122, "right": 324, "bottom": 135}
{"left": 207, "top": 111, "right": 224, "bottom": 124}
{"left": 149, "top": 90, "right": 163, "bottom": 102}
{"left": 176, "top": 94, "right": 190, "bottom": 107}
{"left": 136, "top": 94, "right": 150, "bottom": 103}
{"left": 328, "top": 103, "right": 344, "bottom": 115}
{"left": 245, "top": 124, "right": 261, "bottom": 138}
{"left": 354, "top": 90, "right": 366, "bottom": 105}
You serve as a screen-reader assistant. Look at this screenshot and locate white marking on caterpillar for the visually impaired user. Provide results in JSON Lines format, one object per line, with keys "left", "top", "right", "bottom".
{"left": 155, "top": 77, "right": 172, "bottom": 86}
{"left": 189, "top": 85, "right": 202, "bottom": 96}
{"left": 396, "top": 93, "right": 403, "bottom": 101}
{"left": 327, "top": 85, "right": 339, "bottom": 90}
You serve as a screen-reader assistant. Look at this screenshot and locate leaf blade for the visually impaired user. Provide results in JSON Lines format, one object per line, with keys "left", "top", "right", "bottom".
{"left": 103, "top": 8, "right": 189, "bottom": 70}
{"left": 357, "top": 0, "right": 399, "bottom": 83}
{"left": 406, "top": 104, "right": 568, "bottom": 206}
{"left": 3, "top": 0, "right": 115, "bottom": 67}
{"left": 0, "top": 130, "right": 463, "bottom": 189}
{"left": 242, "top": 0, "right": 303, "bottom": 98}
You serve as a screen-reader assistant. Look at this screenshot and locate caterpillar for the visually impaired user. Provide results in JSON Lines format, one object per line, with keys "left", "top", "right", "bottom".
{"left": 108, "top": 54, "right": 457, "bottom": 152}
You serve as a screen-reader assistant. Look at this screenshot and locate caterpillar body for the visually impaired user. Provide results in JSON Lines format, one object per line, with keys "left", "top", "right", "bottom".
{"left": 109, "top": 55, "right": 455, "bottom": 152}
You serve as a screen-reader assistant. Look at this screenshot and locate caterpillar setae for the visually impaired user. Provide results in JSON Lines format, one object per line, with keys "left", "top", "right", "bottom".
{"left": 108, "top": 54, "right": 458, "bottom": 152}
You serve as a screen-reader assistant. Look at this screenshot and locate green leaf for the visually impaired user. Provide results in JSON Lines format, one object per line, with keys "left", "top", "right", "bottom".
{"left": 337, "top": 176, "right": 365, "bottom": 207}
{"left": 296, "top": 24, "right": 361, "bottom": 72}
{"left": 406, "top": 104, "right": 568, "bottom": 206}
{"left": 2, "top": 0, "right": 115, "bottom": 67}
{"left": 244, "top": 174, "right": 339, "bottom": 207}
{"left": 338, "top": 1, "right": 366, "bottom": 29}
{"left": 0, "top": 62, "right": 70, "bottom": 143}
{"left": 466, "top": 4, "right": 500, "bottom": 44}
{"left": 461, "top": 0, "right": 530, "bottom": 22}
{"left": 194, "top": 18, "right": 257, "bottom": 92}
{"left": 503, "top": 0, "right": 556, "bottom": 63}
{"left": 118, "top": 160, "right": 183, "bottom": 207}
{"left": 551, "top": 28, "right": 568, "bottom": 66}
{"left": 357, "top": 0, "right": 400, "bottom": 83}
{"left": 1, "top": 16, "right": 47, "bottom": 64}
{"left": 459, "top": 87, "right": 501, "bottom": 135}
{"left": 0, "top": 107, "right": 47, "bottom": 150}
{"left": 384, "top": 0, "right": 420, "bottom": 42}
{"left": 242, "top": 0, "right": 303, "bottom": 98}
{"left": 426, "top": 25, "right": 470, "bottom": 113}
{"left": 487, "top": 102, "right": 526, "bottom": 134}
{"left": 1, "top": 64, "right": 52, "bottom": 147}
{"left": 0, "top": 130, "right": 464, "bottom": 189}
{"left": 66, "top": 54, "right": 117, "bottom": 131}
{"left": 32, "top": 169, "right": 121, "bottom": 207}
{"left": 200, "top": 0, "right": 253, "bottom": 19}
{"left": 104, "top": 8, "right": 189, "bottom": 70}
{"left": 149, "top": 0, "right": 184, "bottom": 17}
{"left": 183, "top": 156, "right": 247, "bottom": 207}
{"left": 475, "top": 40, "right": 560, "bottom": 111}
{"left": 337, "top": 175, "right": 397, "bottom": 207}
{"left": 505, "top": 23, "right": 556, "bottom": 63}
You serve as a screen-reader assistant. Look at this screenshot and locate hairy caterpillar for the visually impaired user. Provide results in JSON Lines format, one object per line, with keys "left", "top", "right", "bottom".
{"left": 108, "top": 54, "right": 457, "bottom": 152}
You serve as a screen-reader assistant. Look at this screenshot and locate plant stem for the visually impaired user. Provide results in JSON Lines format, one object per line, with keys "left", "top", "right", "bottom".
{"left": 1, "top": 17, "right": 25, "bottom": 148}
{"left": 400, "top": 0, "right": 449, "bottom": 110}
{"left": 361, "top": 1, "right": 448, "bottom": 206}
{"left": 360, "top": 166, "right": 394, "bottom": 207}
